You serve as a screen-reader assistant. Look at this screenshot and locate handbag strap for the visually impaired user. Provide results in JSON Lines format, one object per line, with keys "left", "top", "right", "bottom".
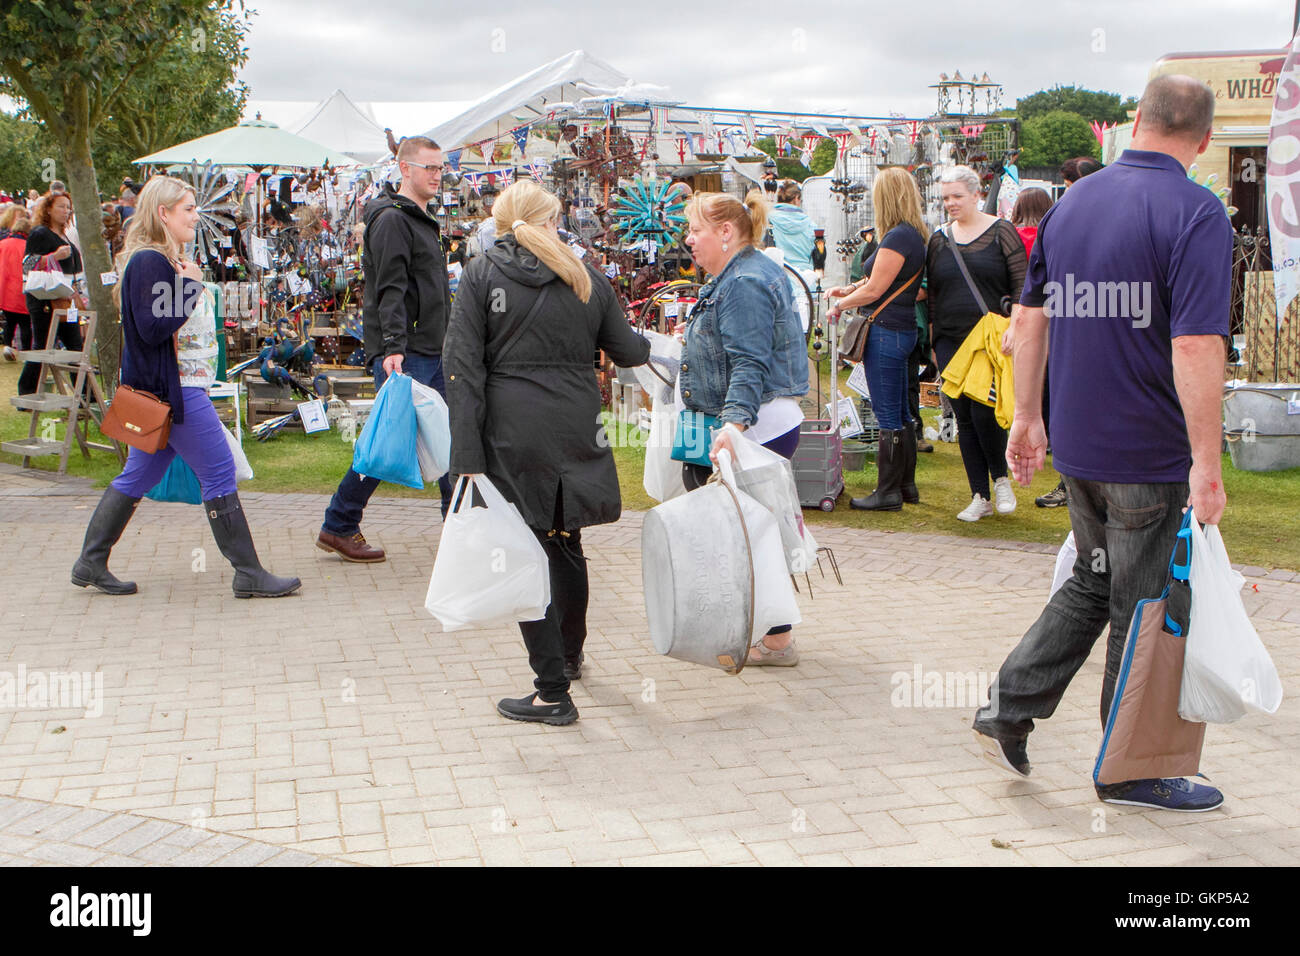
{"left": 487, "top": 264, "right": 551, "bottom": 371}
{"left": 862, "top": 268, "right": 922, "bottom": 325}
{"left": 943, "top": 225, "right": 991, "bottom": 316}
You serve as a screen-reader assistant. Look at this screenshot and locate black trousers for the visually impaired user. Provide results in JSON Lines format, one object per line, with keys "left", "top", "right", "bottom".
{"left": 518, "top": 490, "right": 588, "bottom": 701}
{"left": 908, "top": 337, "right": 932, "bottom": 435}
{"left": 934, "top": 335, "right": 1008, "bottom": 499}
{"left": 2, "top": 310, "right": 31, "bottom": 349}
{"left": 17, "top": 296, "right": 82, "bottom": 395}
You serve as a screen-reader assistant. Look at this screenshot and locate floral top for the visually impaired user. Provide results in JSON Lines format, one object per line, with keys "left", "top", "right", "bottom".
{"left": 176, "top": 283, "right": 218, "bottom": 388}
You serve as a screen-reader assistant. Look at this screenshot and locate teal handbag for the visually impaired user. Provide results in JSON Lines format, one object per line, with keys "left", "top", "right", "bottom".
{"left": 670, "top": 408, "right": 721, "bottom": 467}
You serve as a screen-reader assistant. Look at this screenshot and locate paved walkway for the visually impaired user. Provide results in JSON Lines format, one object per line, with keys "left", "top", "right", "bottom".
{"left": 0, "top": 463, "right": 1297, "bottom": 866}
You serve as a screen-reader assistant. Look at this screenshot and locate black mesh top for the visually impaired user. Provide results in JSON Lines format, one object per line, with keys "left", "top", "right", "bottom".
{"left": 925, "top": 218, "right": 1027, "bottom": 342}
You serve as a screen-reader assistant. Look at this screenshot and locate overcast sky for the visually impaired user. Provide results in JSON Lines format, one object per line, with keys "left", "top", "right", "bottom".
{"left": 241, "top": 0, "right": 1296, "bottom": 125}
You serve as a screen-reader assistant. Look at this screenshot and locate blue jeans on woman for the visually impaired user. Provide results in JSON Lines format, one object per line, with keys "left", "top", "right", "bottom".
{"left": 862, "top": 324, "right": 916, "bottom": 432}
{"left": 111, "top": 387, "right": 238, "bottom": 500}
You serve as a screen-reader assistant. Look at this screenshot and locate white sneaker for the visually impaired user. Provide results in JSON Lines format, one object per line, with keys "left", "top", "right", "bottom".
{"left": 993, "top": 477, "right": 1017, "bottom": 514}
{"left": 2, "top": 346, "right": 14, "bottom": 362}
{"left": 957, "top": 494, "right": 994, "bottom": 522}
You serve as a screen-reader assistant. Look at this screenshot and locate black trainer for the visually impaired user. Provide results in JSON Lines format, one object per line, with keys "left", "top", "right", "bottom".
{"left": 972, "top": 729, "right": 1031, "bottom": 777}
{"left": 497, "top": 692, "right": 578, "bottom": 726}
{"left": 563, "top": 653, "right": 585, "bottom": 681}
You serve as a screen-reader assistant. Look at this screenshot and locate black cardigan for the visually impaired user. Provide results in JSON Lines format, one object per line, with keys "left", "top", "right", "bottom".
{"left": 119, "top": 250, "right": 204, "bottom": 424}
{"left": 25, "top": 226, "right": 81, "bottom": 275}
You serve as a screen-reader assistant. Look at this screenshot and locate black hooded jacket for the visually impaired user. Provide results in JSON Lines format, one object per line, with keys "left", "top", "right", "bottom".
{"left": 443, "top": 235, "right": 650, "bottom": 531}
{"left": 361, "top": 184, "right": 450, "bottom": 365}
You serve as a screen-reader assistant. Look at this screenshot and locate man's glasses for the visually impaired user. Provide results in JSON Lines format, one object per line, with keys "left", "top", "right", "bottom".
{"left": 403, "top": 160, "right": 444, "bottom": 173}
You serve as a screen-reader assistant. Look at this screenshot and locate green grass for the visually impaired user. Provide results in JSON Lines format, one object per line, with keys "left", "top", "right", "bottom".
{"left": 5, "top": 360, "right": 1300, "bottom": 569}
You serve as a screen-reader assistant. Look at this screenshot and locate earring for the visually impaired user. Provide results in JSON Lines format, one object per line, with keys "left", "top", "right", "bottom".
{"left": 722, "top": 242, "right": 728, "bottom": 252}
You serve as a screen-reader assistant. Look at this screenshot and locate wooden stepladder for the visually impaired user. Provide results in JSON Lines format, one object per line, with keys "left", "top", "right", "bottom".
{"left": 2, "top": 309, "right": 125, "bottom": 474}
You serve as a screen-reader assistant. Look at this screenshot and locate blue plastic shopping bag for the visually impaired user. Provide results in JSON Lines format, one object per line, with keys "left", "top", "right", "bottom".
{"left": 351, "top": 371, "right": 422, "bottom": 489}
{"left": 145, "top": 455, "right": 203, "bottom": 504}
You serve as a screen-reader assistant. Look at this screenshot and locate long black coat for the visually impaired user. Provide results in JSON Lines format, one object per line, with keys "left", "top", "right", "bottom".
{"left": 443, "top": 236, "right": 650, "bottom": 531}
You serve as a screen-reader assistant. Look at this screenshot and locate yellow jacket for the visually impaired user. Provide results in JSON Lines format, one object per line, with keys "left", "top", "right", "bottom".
{"left": 940, "top": 312, "right": 1015, "bottom": 429}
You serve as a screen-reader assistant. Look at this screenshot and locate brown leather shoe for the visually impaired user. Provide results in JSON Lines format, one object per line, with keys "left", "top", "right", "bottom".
{"left": 316, "top": 530, "right": 385, "bottom": 563}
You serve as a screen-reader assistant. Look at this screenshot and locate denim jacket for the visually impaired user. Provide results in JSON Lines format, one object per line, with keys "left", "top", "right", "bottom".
{"left": 679, "top": 245, "right": 809, "bottom": 426}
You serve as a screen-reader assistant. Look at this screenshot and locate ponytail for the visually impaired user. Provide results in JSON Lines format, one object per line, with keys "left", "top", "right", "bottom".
{"left": 687, "top": 189, "right": 768, "bottom": 247}
{"left": 493, "top": 180, "right": 592, "bottom": 303}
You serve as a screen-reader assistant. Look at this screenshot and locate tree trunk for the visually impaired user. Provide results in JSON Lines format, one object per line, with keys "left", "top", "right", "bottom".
{"left": 60, "top": 133, "right": 121, "bottom": 395}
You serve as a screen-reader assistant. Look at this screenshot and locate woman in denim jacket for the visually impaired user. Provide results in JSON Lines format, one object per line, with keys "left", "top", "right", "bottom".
{"left": 678, "top": 189, "right": 809, "bottom": 665}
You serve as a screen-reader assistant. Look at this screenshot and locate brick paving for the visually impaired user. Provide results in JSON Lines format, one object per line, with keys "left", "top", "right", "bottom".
{"left": 0, "top": 462, "right": 1296, "bottom": 866}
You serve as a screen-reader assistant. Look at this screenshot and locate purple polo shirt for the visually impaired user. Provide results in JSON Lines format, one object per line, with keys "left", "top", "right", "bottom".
{"left": 1021, "top": 149, "right": 1233, "bottom": 483}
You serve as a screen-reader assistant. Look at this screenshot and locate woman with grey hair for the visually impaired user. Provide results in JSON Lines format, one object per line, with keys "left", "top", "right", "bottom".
{"left": 926, "top": 165, "right": 1028, "bottom": 521}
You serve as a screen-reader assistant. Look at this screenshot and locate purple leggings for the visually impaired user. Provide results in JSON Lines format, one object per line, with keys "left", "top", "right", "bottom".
{"left": 111, "top": 387, "right": 238, "bottom": 500}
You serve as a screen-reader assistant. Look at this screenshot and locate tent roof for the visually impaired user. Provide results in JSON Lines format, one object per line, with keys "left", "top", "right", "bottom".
{"left": 133, "top": 119, "right": 356, "bottom": 169}
{"left": 422, "top": 49, "right": 633, "bottom": 153}
{"left": 287, "top": 89, "right": 389, "bottom": 163}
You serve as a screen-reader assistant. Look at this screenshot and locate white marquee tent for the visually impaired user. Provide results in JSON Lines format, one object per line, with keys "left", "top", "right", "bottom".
{"left": 286, "top": 89, "right": 389, "bottom": 164}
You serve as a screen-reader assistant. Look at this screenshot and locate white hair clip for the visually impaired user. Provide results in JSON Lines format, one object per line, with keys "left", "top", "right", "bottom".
{"left": 512, "top": 219, "right": 527, "bottom": 230}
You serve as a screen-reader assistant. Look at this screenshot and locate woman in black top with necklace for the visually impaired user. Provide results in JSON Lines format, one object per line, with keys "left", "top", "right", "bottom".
{"left": 18, "top": 191, "right": 84, "bottom": 395}
{"left": 926, "top": 165, "right": 1027, "bottom": 522}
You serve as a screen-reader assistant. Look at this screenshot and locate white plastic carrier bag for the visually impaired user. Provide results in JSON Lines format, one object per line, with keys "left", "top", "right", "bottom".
{"left": 1179, "top": 514, "right": 1283, "bottom": 723}
{"left": 424, "top": 475, "right": 550, "bottom": 632}
{"left": 409, "top": 379, "right": 452, "bottom": 483}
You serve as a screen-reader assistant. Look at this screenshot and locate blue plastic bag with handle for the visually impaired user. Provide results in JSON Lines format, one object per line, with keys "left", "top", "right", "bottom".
{"left": 351, "top": 372, "right": 422, "bottom": 489}
{"left": 145, "top": 455, "right": 203, "bottom": 504}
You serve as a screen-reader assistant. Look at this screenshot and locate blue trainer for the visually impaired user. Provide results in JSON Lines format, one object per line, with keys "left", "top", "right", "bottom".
{"left": 1098, "top": 777, "right": 1224, "bottom": 812}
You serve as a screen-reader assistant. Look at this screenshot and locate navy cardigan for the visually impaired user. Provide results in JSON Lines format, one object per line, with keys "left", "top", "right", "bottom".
{"left": 119, "top": 250, "right": 204, "bottom": 424}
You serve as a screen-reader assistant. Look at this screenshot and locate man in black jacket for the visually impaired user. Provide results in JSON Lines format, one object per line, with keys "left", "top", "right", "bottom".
{"left": 317, "top": 136, "right": 453, "bottom": 562}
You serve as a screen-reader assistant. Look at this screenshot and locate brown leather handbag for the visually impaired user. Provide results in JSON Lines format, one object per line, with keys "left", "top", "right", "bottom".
{"left": 101, "top": 383, "right": 172, "bottom": 453}
{"left": 837, "top": 269, "right": 922, "bottom": 362}
{"left": 101, "top": 331, "right": 177, "bottom": 454}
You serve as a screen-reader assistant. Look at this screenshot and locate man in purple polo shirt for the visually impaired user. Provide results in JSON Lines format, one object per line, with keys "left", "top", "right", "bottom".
{"left": 971, "top": 75, "right": 1232, "bottom": 811}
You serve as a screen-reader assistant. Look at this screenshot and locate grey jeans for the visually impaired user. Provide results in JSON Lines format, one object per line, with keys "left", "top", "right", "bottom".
{"left": 973, "top": 476, "right": 1190, "bottom": 745}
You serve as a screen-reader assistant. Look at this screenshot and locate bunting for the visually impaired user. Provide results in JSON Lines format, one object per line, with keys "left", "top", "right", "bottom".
{"left": 833, "top": 132, "right": 856, "bottom": 160}
{"left": 445, "top": 149, "right": 462, "bottom": 172}
{"left": 512, "top": 127, "right": 530, "bottom": 156}
{"left": 907, "top": 121, "right": 921, "bottom": 144}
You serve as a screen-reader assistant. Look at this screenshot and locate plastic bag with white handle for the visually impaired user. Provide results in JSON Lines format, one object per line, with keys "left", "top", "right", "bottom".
{"left": 424, "top": 475, "right": 550, "bottom": 632}
{"left": 721, "top": 424, "right": 818, "bottom": 574}
{"left": 1178, "top": 514, "right": 1283, "bottom": 723}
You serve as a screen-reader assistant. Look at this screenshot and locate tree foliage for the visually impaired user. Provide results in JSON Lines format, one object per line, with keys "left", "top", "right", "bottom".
{"left": 1018, "top": 110, "right": 1102, "bottom": 169}
{"left": 1016, "top": 85, "right": 1137, "bottom": 126}
{"left": 0, "top": 111, "right": 54, "bottom": 196}
{"left": 0, "top": 0, "right": 246, "bottom": 389}
{"left": 755, "top": 136, "right": 837, "bottom": 182}
{"left": 96, "top": 2, "right": 252, "bottom": 181}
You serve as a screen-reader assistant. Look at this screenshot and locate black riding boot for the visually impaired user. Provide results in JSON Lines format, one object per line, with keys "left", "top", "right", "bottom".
{"left": 850, "top": 430, "right": 903, "bottom": 511}
{"left": 900, "top": 426, "right": 919, "bottom": 504}
{"left": 71, "top": 487, "right": 140, "bottom": 595}
{"left": 204, "top": 492, "right": 301, "bottom": 598}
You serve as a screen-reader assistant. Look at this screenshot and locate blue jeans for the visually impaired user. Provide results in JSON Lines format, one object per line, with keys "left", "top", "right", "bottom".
{"left": 322, "top": 353, "right": 452, "bottom": 535}
{"left": 973, "top": 477, "right": 1191, "bottom": 787}
{"left": 112, "top": 387, "right": 238, "bottom": 500}
{"left": 863, "top": 324, "right": 916, "bottom": 432}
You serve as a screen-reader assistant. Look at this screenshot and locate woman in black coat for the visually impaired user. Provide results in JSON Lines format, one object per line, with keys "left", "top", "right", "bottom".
{"left": 18, "top": 191, "right": 84, "bottom": 395}
{"left": 444, "top": 180, "right": 650, "bottom": 726}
